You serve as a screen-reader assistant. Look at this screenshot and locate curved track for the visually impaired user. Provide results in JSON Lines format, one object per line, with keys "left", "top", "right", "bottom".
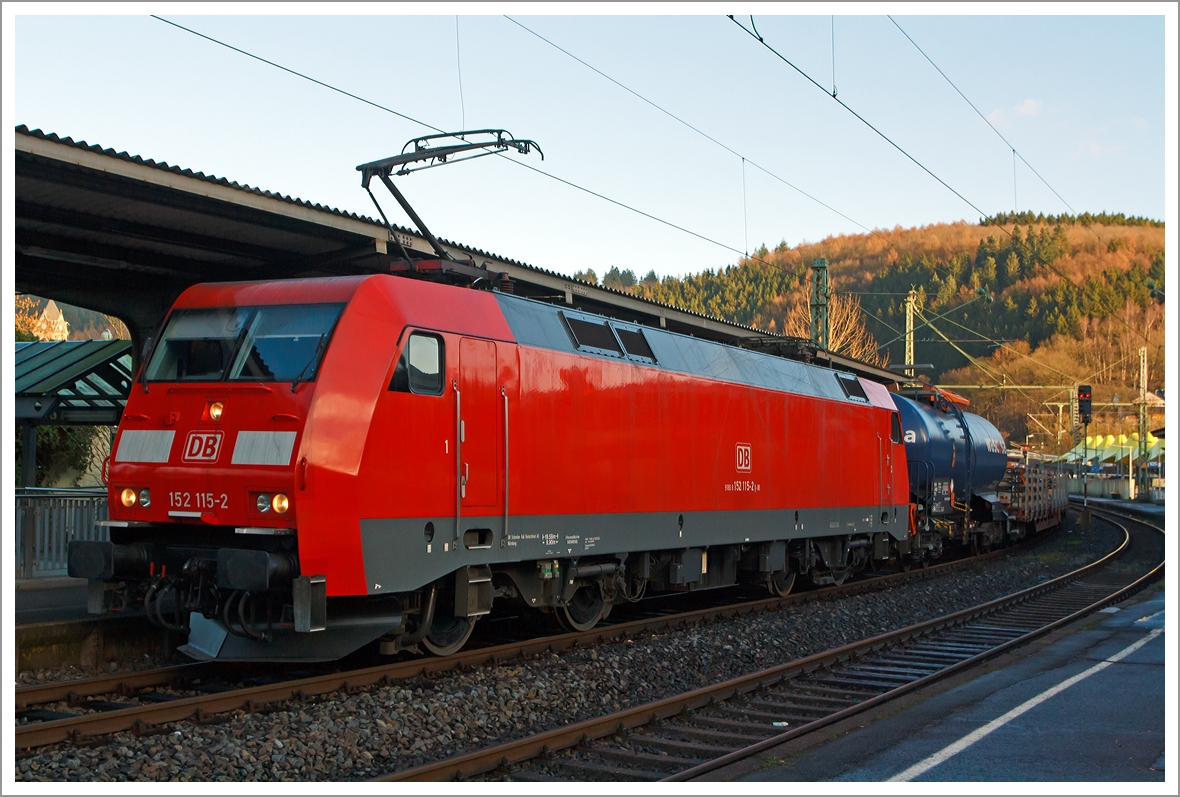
{"left": 14, "top": 528, "right": 1062, "bottom": 752}
{"left": 370, "top": 507, "right": 1161, "bottom": 781}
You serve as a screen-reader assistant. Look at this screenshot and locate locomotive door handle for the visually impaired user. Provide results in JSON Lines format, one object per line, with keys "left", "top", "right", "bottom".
{"left": 453, "top": 379, "right": 461, "bottom": 550}
{"left": 462, "top": 463, "right": 469, "bottom": 498}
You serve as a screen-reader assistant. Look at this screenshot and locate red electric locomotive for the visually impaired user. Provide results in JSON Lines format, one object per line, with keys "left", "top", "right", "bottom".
{"left": 70, "top": 273, "right": 923, "bottom": 661}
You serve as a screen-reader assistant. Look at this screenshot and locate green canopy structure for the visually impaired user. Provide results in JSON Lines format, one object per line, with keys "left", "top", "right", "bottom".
{"left": 15, "top": 339, "right": 132, "bottom": 487}
{"left": 1054, "top": 437, "right": 1164, "bottom": 464}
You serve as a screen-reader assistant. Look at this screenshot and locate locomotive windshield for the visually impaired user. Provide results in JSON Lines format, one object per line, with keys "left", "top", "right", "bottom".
{"left": 145, "top": 303, "right": 345, "bottom": 382}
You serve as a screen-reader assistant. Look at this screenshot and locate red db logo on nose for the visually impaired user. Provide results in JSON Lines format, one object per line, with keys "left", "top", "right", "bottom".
{"left": 183, "top": 431, "right": 223, "bottom": 462}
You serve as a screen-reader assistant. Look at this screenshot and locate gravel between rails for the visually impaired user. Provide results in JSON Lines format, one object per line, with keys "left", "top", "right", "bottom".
{"left": 17, "top": 518, "right": 1117, "bottom": 782}
{"left": 16, "top": 653, "right": 187, "bottom": 688}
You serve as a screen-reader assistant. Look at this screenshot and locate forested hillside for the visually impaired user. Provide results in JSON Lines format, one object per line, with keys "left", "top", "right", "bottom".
{"left": 576, "top": 213, "right": 1166, "bottom": 448}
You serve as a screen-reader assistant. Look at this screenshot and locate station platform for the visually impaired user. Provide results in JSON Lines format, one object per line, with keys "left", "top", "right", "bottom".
{"left": 729, "top": 585, "right": 1167, "bottom": 783}
{"left": 14, "top": 577, "right": 91, "bottom": 625}
{"left": 1078, "top": 495, "right": 1165, "bottom": 522}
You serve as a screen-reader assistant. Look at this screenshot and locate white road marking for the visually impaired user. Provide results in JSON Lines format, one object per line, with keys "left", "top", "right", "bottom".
{"left": 888, "top": 628, "right": 1164, "bottom": 782}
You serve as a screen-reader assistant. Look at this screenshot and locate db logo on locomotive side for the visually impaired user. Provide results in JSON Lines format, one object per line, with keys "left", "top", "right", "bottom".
{"left": 183, "top": 431, "right": 224, "bottom": 462}
{"left": 735, "top": 443, "right": 752, "bottom": 472}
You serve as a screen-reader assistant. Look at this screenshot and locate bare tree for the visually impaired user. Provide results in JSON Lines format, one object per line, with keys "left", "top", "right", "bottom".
{"left": 762, "top": 282, "right": 888, "bottom": 366}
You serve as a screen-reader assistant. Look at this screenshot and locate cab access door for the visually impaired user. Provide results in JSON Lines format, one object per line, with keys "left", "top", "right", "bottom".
{"left": 459, "top": 338, "right": 500, "bottom": 509}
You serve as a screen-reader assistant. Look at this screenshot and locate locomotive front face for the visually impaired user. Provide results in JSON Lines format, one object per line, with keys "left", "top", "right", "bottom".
{"left": 68, "top": 279, "right": 375, "bottom": 661}
{"left": 109, "top": 301, "right": 343, "bottom": 529}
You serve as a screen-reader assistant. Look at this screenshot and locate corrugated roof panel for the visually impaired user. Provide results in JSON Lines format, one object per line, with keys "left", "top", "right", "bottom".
{"left": 16, "top": 124, "right": 778, "bottom": 337}
{"left": 15, "top": 340, "right": 133, "bottom": 398}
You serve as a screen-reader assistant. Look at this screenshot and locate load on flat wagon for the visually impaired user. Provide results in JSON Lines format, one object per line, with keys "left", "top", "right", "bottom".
{"left": 998, "top": 450, "right": 1070, "bottom": 534}
{"left": 68, "top": 274, "right": 1059, "bottom": 662}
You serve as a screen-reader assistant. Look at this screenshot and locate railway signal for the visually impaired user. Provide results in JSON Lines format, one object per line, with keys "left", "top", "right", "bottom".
{"left": 1078, "top": 384, "right": 1092, "bottom": 508}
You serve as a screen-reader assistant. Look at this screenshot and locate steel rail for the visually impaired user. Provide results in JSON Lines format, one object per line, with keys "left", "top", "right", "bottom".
{"left": 373, "top": 510, "right": 1158, "bottom": 782}
{"left": 13, "top": 536, "right": 1023, "bottom": 718}
{"left": 667, "top": 511, "right": 1161, "bottom": 781}
{"left": 13, "top": 520, "right": 1068, "bottom": 750}
{"left": 14, "top": 663, "right": 215, "bottom": 711}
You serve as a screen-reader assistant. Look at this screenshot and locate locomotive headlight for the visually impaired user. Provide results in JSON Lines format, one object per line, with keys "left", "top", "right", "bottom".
{"left": 120, "top": 488, "right": 138, "bottom": 507}
{"left": 138, "top": 489, "right": 151, "bottom": 508}
{"left": 208, "top": 401, "right": 224, "bottom": 421}
{"left": 256, "top": 494, "right": 271, "bottom": 513}
{"left": 271, "top": 493, "right": 289, "bottom": 514}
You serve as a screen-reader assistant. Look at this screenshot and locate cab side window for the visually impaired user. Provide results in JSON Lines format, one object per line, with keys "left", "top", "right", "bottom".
{"left": 390, "top": 333, "right": 444, "bottom": 395}
{"left": 890, "top": 412, "right": 903, "bottom": 444}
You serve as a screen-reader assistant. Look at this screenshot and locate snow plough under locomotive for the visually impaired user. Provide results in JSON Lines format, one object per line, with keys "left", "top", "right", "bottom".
{"left": 68, "top": 274, "right": 1065, "bottom": 661}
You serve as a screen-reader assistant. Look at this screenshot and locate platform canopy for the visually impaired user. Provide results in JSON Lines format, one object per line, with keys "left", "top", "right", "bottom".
{"left": 15, "top": 339, "right": 133, "bottom": 426}
{"left": 14, "top": 124, "right": 901, "bottom": 386}
{"left": 1056, "top": 438, "right": 1165, "bottom": 464}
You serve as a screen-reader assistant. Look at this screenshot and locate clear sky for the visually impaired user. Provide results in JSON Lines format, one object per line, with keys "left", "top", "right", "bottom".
{"left": 8, "top": 4, "right": 1173, "bottom": 281}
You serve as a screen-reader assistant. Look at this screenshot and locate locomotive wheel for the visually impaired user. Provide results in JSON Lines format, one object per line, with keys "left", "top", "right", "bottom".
{"left": 421, "top": 615, "right": 476, "bottom": 656}
{"left": 559, "top": 585, "right": 606, "bottom": 632}
{"left": 767, "top": 568, "right": 796, "bottom": 597}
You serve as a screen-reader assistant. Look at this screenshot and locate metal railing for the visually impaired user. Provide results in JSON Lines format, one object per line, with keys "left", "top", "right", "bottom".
{"left": 15, "top": 488, "right": 109, "bottom": 579}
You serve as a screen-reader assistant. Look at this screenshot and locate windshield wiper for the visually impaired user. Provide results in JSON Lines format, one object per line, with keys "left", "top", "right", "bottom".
{"left": 290, "top": 334, "right": 329, "bottom": 393}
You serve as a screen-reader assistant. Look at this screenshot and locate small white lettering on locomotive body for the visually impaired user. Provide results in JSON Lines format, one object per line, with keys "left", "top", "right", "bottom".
{"left": 168, "top": 491, "right": 229, "bottom": 510}
{"left": 724, "top": 480, "right": 762, "bottom": 493}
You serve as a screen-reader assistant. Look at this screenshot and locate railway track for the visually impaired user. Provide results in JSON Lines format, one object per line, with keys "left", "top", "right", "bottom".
{"left": 14, "top": 527, "right": 1058, "bottom": 752}
{"left": 369, "top": 507, "right": 1161, "bottom": 782}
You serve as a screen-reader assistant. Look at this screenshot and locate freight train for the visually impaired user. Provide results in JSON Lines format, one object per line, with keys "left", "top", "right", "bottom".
{"left": 68, "top": 274, "right": 1067, "bottom": 662}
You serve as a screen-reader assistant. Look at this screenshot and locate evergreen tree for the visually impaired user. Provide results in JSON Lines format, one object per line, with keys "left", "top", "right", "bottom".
{"left": 1004, "top": 251, "right": 1020, "bottom": 285}
{"left": 978, "top": 256, "right": 997, "bottom": 287}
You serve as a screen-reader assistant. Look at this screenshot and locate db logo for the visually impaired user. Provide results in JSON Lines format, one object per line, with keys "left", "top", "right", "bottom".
{"left": 735, "top": 443, "right": 752, "bottom": 472}
{"left": 183, "top": 431, "right": 224, "bottom": 463}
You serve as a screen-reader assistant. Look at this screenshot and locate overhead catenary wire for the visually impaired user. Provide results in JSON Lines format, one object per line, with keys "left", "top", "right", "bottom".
{"left": 502, "top": 15, "right": 896, "bottom": 251}
{"left": 917, "top": 303, "right": 1154, "bottom": 432}
{"left": 884, "top": 15, "right": 1154, "bottom": 347}
{"left": 151, "top": 15, "right": 783, "bottom": 274}
{"left": 934, "top": 310, "right": 1157, "bottom": 406}
{"left": 923, "top": 310, "right": 1161, "bottom": 432}
{"left": 887, "top": 16, "right": 1078, "bottom": 217}
{"left": 153, "top": 12, "right": 1141, "bottom": 369}
{"left": 831, "top": 15, "right": 837, "bottom": 97}
{"left": 455, "top": 16, "right": 466, "bottom": 133}
{"left": 918, "top": 311, "right": 1050, "bottom": 410}
{"left": 742, "top": 158, "right": 748, "bottom": 257}
{"left": 729, "top": 15, "right": 1007, "bottom": 239}
{"left": 922, "top": 316, "right": 1008, "bottom": 383}
{"left": 729, "top": 10, "right": 1153, "bottom": 357}
{"left": 152, "top": 16, "right": 444, "bottom": 135}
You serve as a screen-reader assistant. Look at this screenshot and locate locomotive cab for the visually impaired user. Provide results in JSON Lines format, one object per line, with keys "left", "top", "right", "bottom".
{"left": 68, "top": 280, "right": 376, "bottom": 661}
